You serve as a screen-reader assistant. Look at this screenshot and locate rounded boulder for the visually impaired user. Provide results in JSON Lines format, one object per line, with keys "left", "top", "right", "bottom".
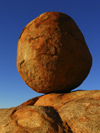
{"left": 17, "top": 12, "right": 92, "bottom": 93}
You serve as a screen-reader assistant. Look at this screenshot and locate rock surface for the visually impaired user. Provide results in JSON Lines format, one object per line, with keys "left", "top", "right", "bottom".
{"left": 17, "top": 12, "right": 92, "bottom": 93}
{"left": 0, "top": 106, "right": 67, "bottom": 133}
{"left": 1, "top": 90, "right": 100, "bottom": 133}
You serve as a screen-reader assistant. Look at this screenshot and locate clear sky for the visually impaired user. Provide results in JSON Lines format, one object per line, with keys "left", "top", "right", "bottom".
{"left": 0, "top": 0, "right": 100, "bottom": 108}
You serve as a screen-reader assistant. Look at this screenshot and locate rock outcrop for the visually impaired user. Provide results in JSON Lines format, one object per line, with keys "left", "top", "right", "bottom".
{"left": 1, "top": 90, "right": 100, "bottom": 133}
{"left": 17, "top": 12, "right": 92, "bottom": 93}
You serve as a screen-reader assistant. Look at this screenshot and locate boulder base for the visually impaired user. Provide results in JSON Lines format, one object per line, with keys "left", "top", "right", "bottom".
{"left": 1, "top": 90, "right": 100, "bottom": 133}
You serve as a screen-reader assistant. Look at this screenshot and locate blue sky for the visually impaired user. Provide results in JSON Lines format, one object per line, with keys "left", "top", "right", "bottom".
{"left": 0, "top": 0, "right": 100, "bottom": 108}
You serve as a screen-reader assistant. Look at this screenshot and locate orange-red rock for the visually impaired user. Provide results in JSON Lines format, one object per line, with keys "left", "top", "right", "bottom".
{"left": 0, "top": 106, "right": 67, "bottom": 133}
{"left": 17, "top": 12, "right": 92, "bottom": 93}
{"left": 1, "top": 90, "right": 100, "bottom": 133}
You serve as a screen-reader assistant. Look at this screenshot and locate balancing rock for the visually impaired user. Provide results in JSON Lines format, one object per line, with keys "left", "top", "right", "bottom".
{"left": 17, "top": 12, "right": 92, "bottom": 93}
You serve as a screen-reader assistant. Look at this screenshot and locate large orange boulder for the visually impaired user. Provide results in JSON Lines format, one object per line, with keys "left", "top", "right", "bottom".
{"left": 17, "top": 12, "right": 92, "bottom": 93}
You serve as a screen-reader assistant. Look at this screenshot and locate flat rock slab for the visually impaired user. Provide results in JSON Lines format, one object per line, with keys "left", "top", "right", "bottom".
{"left": 17, "top": 12, "right": 92, "bottom": 93}
{"left": 1, "top": 90, "right": 100, "bottom": 133}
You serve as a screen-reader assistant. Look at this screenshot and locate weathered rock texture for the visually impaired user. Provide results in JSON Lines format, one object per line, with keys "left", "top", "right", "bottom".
{"left": 1, "top": 90, "right": 100, "bottom": 133}
{"left": 17, "top": 12, "right": 92, "bottom": 93}
{"left": 0, "top": 106, "right": 67, "bottom": 133}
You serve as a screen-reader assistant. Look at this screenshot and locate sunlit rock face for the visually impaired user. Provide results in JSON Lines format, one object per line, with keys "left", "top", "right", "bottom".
{"left": 17, "top": 12, "right": 92, "bottom": 93}
{"left": 1, "top": 90, "right": 100, "bottom": 133}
